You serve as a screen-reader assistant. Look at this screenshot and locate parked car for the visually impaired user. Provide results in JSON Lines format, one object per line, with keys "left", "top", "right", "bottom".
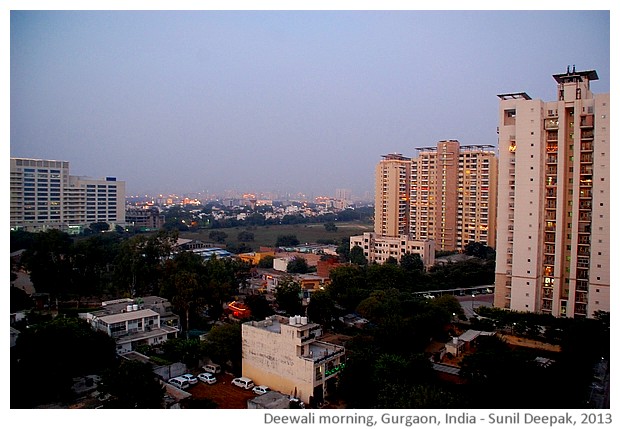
{"left": 252, "top": 385, "right": 271, "bottom": 395}
{"left": 168, "top": 377, "right": 190, "bottom": 390}
{"left": 231, "top": 377, "right": 255, "bottom": 390}
{"left": 202, "top": 363, "right": 222, "bottom": 374}
{"left": 179, "top": 373, "right": 198, "bottom": 385}
{"left": 198, "top": 372, "right": 217, "bottom": 385}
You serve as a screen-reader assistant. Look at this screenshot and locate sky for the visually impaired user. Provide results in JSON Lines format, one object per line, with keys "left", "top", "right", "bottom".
{"left": 7, "top": 5, "right": 611, "bottom": 199}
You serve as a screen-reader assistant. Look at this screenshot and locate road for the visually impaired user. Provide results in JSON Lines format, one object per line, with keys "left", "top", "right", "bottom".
{"left": 455, "top": 293, "right": 494, "bottom": 319}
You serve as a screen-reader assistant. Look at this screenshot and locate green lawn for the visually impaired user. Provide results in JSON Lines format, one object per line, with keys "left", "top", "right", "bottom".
{"left": 179, "top": 221, "right": 374, "bottom": 249}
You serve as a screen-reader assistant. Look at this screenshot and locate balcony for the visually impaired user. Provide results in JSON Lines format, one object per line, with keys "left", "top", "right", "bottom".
{"left": 576, "top": 280, "right": 589, "bottom": 292}
{"left": 580, "top": 141, "right": 593, "bottom": 151}
{"left": 581, "top": 130, "right": 594, "bottom": 140}
{"left": 545, "top": 118, "right": 559, "bottom": 129}
{"left": 580, "top": 166, "right": 593, "bottom": 175}
{"left": 577, "top": 246, "right": 590, "bottom": 257}
{"left": 546, "top": 132, "right": 558, "bottom": 142}
{"left": 574, "top": 304, "right": 588, "bottom": 316}
{"left": 546, "top": 156, "right": 558, "bottom": 164}
{"left": 544, "top": 222, "right": 556, "bottom": 232}
{"left": 580, "top": 114, "right": 594, "bottom": 128}
{"left": 578, "top": 212, "right": 592, "bottom": 222}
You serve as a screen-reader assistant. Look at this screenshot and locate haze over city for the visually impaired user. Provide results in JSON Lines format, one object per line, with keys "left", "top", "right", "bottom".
{"left": 8, "top": 7, "right": 610, "bottom": 198}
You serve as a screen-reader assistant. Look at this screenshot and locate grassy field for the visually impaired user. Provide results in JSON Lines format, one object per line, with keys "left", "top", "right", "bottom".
{"left": 178, "top": 221, "right": 374, "bottom": 249}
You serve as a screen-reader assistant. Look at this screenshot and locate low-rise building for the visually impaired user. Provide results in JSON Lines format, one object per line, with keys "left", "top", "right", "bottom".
{"left": 242, "top": 315, "right": 345, "bottom": 406}
{"left": 80, "top": 296, "right": 180, "bottom": 354}
{"left": 247, "top": 390, "right": 292, "bottom": 409}
{"left": 350, "top": 232, "right": 435, "bottom": 267}
{"left": 125, "top": 206, "right": 165, "bottom": 230}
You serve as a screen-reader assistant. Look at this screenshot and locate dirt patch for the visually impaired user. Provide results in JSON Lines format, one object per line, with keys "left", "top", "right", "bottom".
{"left": 186, "top": 373, "right": 257, "bottom": 409}
{"left": 501, "top": 334, "right": 561, "bottom": 353}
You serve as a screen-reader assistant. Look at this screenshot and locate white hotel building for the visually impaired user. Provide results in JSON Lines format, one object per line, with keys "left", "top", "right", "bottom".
{"left": 10, "top": 157, "right": 125, "bottom": 233}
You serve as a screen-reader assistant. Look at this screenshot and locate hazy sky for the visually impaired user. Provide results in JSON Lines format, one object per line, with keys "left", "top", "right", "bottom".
{"left": 9, "top": 8, "right": 610, "bottom": 198}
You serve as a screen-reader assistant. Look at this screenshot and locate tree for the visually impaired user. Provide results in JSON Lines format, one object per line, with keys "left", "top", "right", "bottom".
{"left": 336, "top": 238, "right": 351, "bottom": 262}
{"left": 114, "top": 230, "right": 178, "bottom": 297}
{"left": 349, "top": 245, "right": 367, "bottom": 265}
{"left": 323, "top": 222, "right": 338, "bottom": 232}
{"left": 11, "top": 317, "right": 117, "bottom": 408}
{"left": 160, "top": 338, "right": 206, "bottom": 367}
{"left": 237, "top": 230, "right": 255, "bottom": 242}
{"left": 384, "top": 256, "right": 398, "bottom": 265}
{"left": 10, "top": 286, "right": 34, "bottom": 313}
{"left": 89, "top": 221, "right": 110, "bottom": 233}
{"left": 99, "top": 359, "right": 164, "bottom": 408}
{"left": 245, "top": 294, "right": 274, "bottom": 320}
{"left": 209, "top": 230, "right": 228, "bottom": 243}
{"left": 20, "top": 229, "right": 74, "bottom": 299}
{"left": 326, "top": 265, "right": 368, "bottom": 311}
{"left": 400, "top": 252, "right": 424, "bottom": 273}
{"left": 275, "top": 276, "right": 303, "bottom": 316}
{"left": 275, "top": 234, "right": 300, "bottom": 247}
{"left": 287, "top": 256, "right": 311, "bottom": 274}
{"left": 306, "top": 290, "right": 336, "bottom": 327}
{"left": 205, "top": 323, "right": 242, "bottom": 373}
{"left": 71, "top": 233, "right": 121, "bottom": 300}
{"left": 464, "top": 241, "right": 496, "bottom": 260}
{"left": 258, "top": 255, "right": 275, "bottom": 268}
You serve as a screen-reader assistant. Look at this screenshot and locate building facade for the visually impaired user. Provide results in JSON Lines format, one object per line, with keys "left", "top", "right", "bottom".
{"left": 494, "top": 68, "right": 609, "bottom": 318}
{"left": 80, "top": 296, "right": 180, "bottom": 354}
{"left": 350, "top": 232, "right": 435, "bottom": 267}
{"left": 10, "top": 157, "right": 125, "bottom": 233}
{"left": 125, "top": 206, "right": 165, "bottom": 230}
{"left": 374, "top": 153, "right": 411, "bottom": 237}
{"left": 242, "top": 315, "right": 345, "bottom": 406}
{"left": 410, "top": 140, "right": 498, "bottom": 251}
{"left": 365, "top": 143, "right": 497, "bottom": 262}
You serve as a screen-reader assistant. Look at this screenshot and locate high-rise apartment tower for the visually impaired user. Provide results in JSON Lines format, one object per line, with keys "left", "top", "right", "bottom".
{"left": 409, "top": 140, "right": 498, "bottom": 251}
{"left": 374, "top": 153, "right": 411, "bottom": 237}
{"left": 494, "top": 68, "right": 609, "bottom": 317}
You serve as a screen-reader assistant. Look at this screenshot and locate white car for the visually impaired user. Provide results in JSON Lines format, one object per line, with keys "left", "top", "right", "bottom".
{"left": 198, "top": 372, "right": 217, "bottom": 385}
{"left": 179, "top": 373, "right": 198, "bottom": 385}
{"left": 252, "top": 385, "right": 271, "bottom": 395}
{"left": 168, "top": 377, "right": 190, "bottom": 390}
{"left": 231, "top": 377, "right": 255, "bottom": 390}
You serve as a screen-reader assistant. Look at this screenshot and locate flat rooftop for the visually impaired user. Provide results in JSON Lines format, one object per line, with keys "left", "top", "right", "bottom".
{"left": 245, "top": 315, "right": 319, "bottom": 333}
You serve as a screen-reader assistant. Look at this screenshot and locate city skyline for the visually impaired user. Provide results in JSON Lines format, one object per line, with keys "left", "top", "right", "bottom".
{"left": 9, "top": 8, "right": 610, "bottom": 197}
